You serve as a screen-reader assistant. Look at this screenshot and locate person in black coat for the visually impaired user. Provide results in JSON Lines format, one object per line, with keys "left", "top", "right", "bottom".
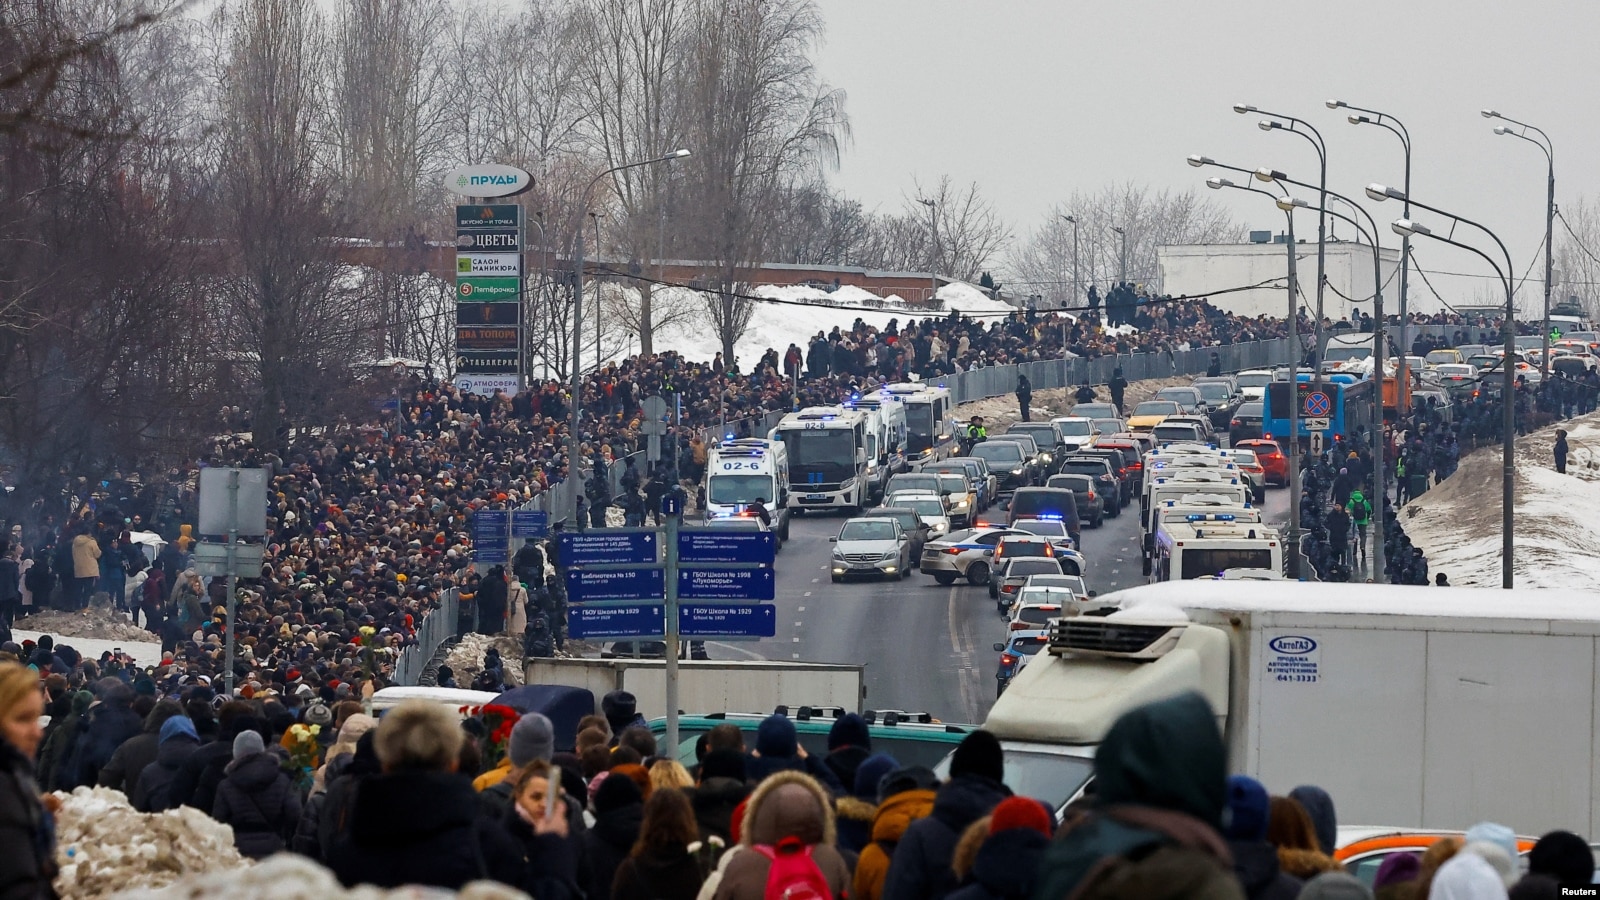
{"left": 1225, "top": 776, "right": 1302, "bottom": 900}
{"left": 98, "top": 699, "right": 182, "bottom": 799}
{"left": 821, "top": 713, "right": 873, "bottom": 798}
{"left": 882, "top": 730, "right": 1012, "bottom": 900}
{"left": 1555, "top": 428, "right": 1569, "bottom": 474}
{"left": 212, "top": 731, "right": 300, "bottom": 859}
{"left": 582, "top": 773, "right": 645, "bottom": 900}
{"left": 686, "top": 749, "right": 750, "bottom": 846}
{"left": 314, "top": 731, "right": 382, "bottom": 861}
{"left": 0, "top": 661, "right": 55, "bottom": 899}
{"left": 175, "top": 710, "right": 265, "bottom": 814}
{"left": 62, "top": 678, "right": 142, "bottom": 790}
{"left": 500, "top": 761, "right": 583, "bottom": 900}
{"left": 328, "top": 701, "right": 526, "bottom": 891}
{"left": 477, "top": 566, "right": 509, "bottom": 635}
{"left": 610, "top": 788, "right": 703, "bottom": 900}
{"left": 131, "top": 715, "right": 200, "bottom": 812}
{"left": 946, "top": 797, "right": 1054, "bottom": 900}
{"left": 742, "top": 715, "right": 843, "bottom": 793}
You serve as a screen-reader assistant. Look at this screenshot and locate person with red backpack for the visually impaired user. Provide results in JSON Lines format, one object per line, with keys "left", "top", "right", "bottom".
{"left": 711, "top": 770, "right": 851, "bottom": 900}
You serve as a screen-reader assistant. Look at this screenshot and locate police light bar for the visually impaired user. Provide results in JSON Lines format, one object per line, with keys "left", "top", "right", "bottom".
{"left": 1035, "top": 514, "right": 1064, "bottom": 521}
{"left": 1185, "top": 513, "right": 1237, "bottom": 522}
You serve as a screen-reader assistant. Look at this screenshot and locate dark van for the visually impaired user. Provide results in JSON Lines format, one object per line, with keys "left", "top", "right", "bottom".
{"left": 1005, "top": 487, "right": 1079, "bottom": 532}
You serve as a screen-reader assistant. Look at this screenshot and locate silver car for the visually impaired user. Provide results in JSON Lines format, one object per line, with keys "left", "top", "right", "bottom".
{"left": 830, "top": 517, "right": 912, "bottom": 582}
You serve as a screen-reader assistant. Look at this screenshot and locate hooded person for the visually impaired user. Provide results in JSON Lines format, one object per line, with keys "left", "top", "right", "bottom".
{"left": 1224, "top": 775, "right": 1302, "bottom": 900}
{"left": 1429, "top": 851, "right": 1511, "bottom": 900}
{"left": 212, "top": 729, "right": 301, "bottom": 859}
{"left": 583, "top": 768, "right": 646, "bottom": 900}
{"left": 882, "top": 730, "right": 1012, "bottom": 900}
{"left": 946, "top": 797, "right": 1054, "bottom": 900}
{"left": 1033, "top": 691, "right": 1242, "bottom": 900}
{"left": 62, "top": 678, "right": 143, "bottom": 789}
{"left": 822, "top": 713, "right": 873, "bottom": 800}
{"left": 97, "top": 698, "right": 182, "bottom": 798}
{"left": 854, "top": 766, "right": 939, "bottom": 900}
{"left": 710, "top": 770, "right": 852, "bottom": 900}
{"left": 1519, "top": 830, "right": 1595, "bottom": 891}
{"left": 131, "top": 715, "right": 199, "bottom": 812}
{"left": 36, "top": 689, "right": 92, "bottom": 791}
{"left": 837, "top": 753, "right": 897, "bottom": 855}
{"left": 741, "top": 715, "right": 842, "bottom": 792}
{"left": 1268, "top": 796, "right": 1342, "bottom": 880}
{"left": 1288, "top": 786, "right": 1338, "bottom": 857}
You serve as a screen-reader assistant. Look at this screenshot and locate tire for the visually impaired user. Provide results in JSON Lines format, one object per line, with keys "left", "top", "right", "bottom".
{"left": 900, "top": 565, "right": 912, "bottom": 579}
{"left": 989, "top": 581, "right": 999, "bottom": 600}
{"left": 996, "top": 680, "right": 1008, "bottom": 699}
{"left": 934, "top": 572, "right": 957, "bottom": 585}
{"left": 966, "top": 562, "right": 990, "bottom": 586}
{"left": 779, "top": 519, "right": 791, "bottom": 542}
{"left": 1092, "top": 515, "right": 1104, "bottom": 528}
{"left": 830, "top": 575, "right": 842, "bottom": 584}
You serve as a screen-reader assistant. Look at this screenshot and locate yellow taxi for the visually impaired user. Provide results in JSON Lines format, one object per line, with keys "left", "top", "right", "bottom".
{"left": 1126, "top": 399, "right": 1181, "bottom": 432}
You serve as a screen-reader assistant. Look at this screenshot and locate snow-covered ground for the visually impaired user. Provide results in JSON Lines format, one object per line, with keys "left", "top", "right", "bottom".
{"left": 1405, "top": 413, "right": 1600, "bottom": 589}
{"left": 14, "top": 631, "right": 163, "bottom": 668}
{"left": 607, "top": 280, "right": 1016, "bottom": 367}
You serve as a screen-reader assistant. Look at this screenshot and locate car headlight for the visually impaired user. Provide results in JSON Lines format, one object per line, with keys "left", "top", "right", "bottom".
{"left": 1039, "top": 453, "right": 1052, "bottom": 462}
{"left": 1011, "top": 468, "right": 1023, "bottom": 475}
{"left": 881, "top": 551, "right": 899, "bottom": 561}
{"left": 832, "top": 551, "right": 846, "bottom": 560}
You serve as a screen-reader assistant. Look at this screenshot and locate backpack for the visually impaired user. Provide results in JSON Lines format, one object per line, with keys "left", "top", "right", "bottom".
{"left": 756, "top": 836, "right": 832, "bottom": 900}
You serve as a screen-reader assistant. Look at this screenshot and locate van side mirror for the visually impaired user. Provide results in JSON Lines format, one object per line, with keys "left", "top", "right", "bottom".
{"left": 1088, "top": 590, "right": 1098, "bottom": 598}
{"left": 828, "top": 537, "right": 837, "bottom": 543}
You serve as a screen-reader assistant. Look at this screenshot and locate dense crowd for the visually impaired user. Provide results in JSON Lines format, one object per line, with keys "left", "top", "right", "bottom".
{"left": 2, "top": 668, "right": 1591, "bottom": 899}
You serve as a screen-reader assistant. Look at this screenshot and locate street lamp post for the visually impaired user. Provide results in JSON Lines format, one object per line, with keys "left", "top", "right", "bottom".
{"left": 569, "top": 150, "right": 691, "bottom": 528}
{"left": 1238, "top": 104, "right": 1328, "bottom": 381}
{"left": 1485, "top": 109, "right": 1556, "bottom": 377}
{"left": 1061, "top": 214, "right": 1080, "bottom": 310}
{"left": 1374, "top": 184, "right": 1516, "bottom": 589}
{"left": 1112, "top": 225, "right": 1127, "bottom": 285}
{"left": 1196, "top": 158, "right": 1304, "bottom": 579}
{"left": 920, "top": 197, "right": 939, "bottom": 304}
{"left": 1333, "top": 99, "right": 1412, "bottom": 413}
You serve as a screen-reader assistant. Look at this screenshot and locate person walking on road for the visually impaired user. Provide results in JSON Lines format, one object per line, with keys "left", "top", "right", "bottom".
{"left": 1015, "top": 374, "right": 1032, "bottom": 423}
{"left": 1555, "top": 428, "right": 1569, "bottom": 474}
{"left": 1326, "top": 504, "right": 1351, "bottom": 570}
{"left": 1109, "top": 367, "right": 1128, "bottom": 414}
{"left": 1347, "top": 489, "right": 1371, "bottom": 564}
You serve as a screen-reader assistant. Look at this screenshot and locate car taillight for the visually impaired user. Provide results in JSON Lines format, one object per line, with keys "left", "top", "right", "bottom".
{"left": 941, "top": 547, "right": 963, "bottom": 555}
{"left": 1087, "top": 491, "right": 1096, "bottom": 500}
{"left": 1230, "top": 419, "right": 1241, "bottom": 427}
{"left": 1009, "top": 621, "right": 1028, "bottom": 630}
{"left": 1131, "top": 462, "right": 1142, "bottom": 469}
{"left": 1002, "top": 584, "right": 1017, "bottom": 593}
{"left": 1001, "top": 653, "right": 1018, "bottom": 666}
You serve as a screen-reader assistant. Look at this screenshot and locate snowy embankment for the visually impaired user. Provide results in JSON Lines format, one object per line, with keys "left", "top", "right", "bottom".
{"left": 1404, "top": 412, "right": 1600, "bottom": 589}
{"left": 608, "top": 281, "right": 1016, "bottom": 367}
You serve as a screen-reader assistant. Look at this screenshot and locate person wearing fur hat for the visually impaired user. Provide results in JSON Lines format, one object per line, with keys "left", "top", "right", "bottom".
{"left": 882, "top": 730, "right": 1011, "bottom": 900}
{"left": 853, "top": 765, "right": 939, "bottom": 900}
{"left": 710, "top": 770, "right": 852, "bottom": 900}
{"left": 837, "top": 752, "right": 897, "bottom": 855}
{"left": 1224, "top": 776, "right": 1302, "bottom": 900}
{"left": 212, "top": 729, "right": 300, "bottom": 859}
{"left": 945, "top": 797, "right": 1053, "bottom": 900}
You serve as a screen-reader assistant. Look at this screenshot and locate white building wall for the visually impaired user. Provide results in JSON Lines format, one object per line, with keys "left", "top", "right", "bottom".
{"left": 1158, "top": 241, "right": 1408, "bottom": 320}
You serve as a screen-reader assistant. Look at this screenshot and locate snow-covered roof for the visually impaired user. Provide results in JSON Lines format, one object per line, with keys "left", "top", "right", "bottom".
{"left": 1114, "top": 580, "right": 1600, "bottom": 624}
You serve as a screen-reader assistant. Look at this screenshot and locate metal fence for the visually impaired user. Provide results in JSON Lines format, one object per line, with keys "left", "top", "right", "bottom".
{"left": 394, "top": 588, "right": 459, "bottom": 686}
{"left": 943, "top": 339, "right": 1293, "bottom": 406}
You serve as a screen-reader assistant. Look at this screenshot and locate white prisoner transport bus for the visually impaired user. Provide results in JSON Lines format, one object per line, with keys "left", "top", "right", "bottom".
{"left": 770, "top": 406, "right": 871, "bottom": 512}
{"left": 1151, "top": 511, "right": 1282, "bottom": 581}
{"left": 844, "top": 390, "right": 908, "bottom": 502}
{"left": 885, "top": 382, "right": 956, "bottom": 465}
{"left": 973, "top": 581, "right": 1600, "bottom": 841}
{"left": 703, "top": 438, "right": 792, "bottom": 541}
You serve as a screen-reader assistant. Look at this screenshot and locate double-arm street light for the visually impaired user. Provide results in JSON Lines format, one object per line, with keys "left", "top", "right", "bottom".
{"left": 1237, "top": 104, "right": 1329, "bottom": 381}
{"left": 1370, "top": 183, "right": 1517, "bottom": 589}
{"left": 1193, "top": 156, "right": 1306, "bottom": 578}
{"left": 920, "top": 197, "right": 940, "bottom": 304}
{"left": 1332, "top": 99, "right": 1413, "bottom": 413}
{"left": 569, "top": 149, "right": 691, "bottom": 525}
{"left": 1485, "top": 109, "right": 1556, "bottom": 377}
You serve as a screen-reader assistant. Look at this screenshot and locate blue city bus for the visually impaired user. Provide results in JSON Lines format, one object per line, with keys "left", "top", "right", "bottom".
{"left": 1263, "top": 375, "right": 1376, "bottom": 444}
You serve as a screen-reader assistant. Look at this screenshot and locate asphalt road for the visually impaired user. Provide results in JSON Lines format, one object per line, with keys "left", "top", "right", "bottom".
{"left": 719, "top": 483, "right": 1292, "bottom": 726}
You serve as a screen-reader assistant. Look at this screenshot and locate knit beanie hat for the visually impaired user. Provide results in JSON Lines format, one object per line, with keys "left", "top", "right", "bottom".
{"left": 989, "top": 796, "right": 1052, "bottom": 837}
{"left": 1224, "top": 774, "right": 1271, "bottom": 841}
{"left": 827, "top": 713, "right": 871, "bottom": 751}
{"left": 159, "top": 716, "right": 198, "bottom": 744}
{"left": 852, "top": 753, "right": 898, "bottom": 800}
{"left": 592, "top": 769, "right": 643, "bottom": 815}
{"left": 1528, "top": 830, "right": 1597, "bottom": 887}
{"left": 233, "top": 729, "right": 265, "bottom": 760}
{"left": 755, "top": 714, "right": 798, "bottom": 758}
{"left": 1465, "top": 821, "right": 1519, "bottom": 867}
{"left": 699, "top": 748, "right": 747, "bottom": 783}
{"left": 1298, "top": 871, "right": 1373, "bottom": 900}
{"left": 509, "top": 713, "right": 555, "bottom": 767}
{"left": 949, "top": 729, "right": 1004, "bottom": 783}
{"left": 1371, "top": 852, "right": 1420, "bottom": 891}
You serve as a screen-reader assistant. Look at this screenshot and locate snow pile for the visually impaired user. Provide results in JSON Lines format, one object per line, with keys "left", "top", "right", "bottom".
{"left": 1405, "top": 412, "right": 1600, "bottom": 589}
{"left": 52, "top": 786, "right": 249, "bottom": 899}
{"left": 113, "top": 851, "right": 531, "bottom": 899}
{"left": 443, "top": 633, "right": 526, "bottom": 688}
{"left": 14, "top": 609, "right": 153, "bottom": 642}
{"left": 15, "top": 630, "right": 163, "bottom": 669}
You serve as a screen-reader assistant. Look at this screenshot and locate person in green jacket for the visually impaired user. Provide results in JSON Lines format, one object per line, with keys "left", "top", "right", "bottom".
{"left": 1348, "top": 489, "right": 1372, "bottom": 563}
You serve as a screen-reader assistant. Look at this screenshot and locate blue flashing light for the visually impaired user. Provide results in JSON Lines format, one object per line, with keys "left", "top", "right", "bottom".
{"left": 725, "top": 433, "right": 735, "bottom": 440}
{"left": 1036, "top": 514, "right": 1063, "bottom": 521}
{"left": 852, "top": 392, "right": 861, "bottom": 401}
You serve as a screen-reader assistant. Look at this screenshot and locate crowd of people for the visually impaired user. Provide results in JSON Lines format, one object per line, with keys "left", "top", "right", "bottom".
{"left": 2, "top": 669, "right": 1591, "bottom": 899}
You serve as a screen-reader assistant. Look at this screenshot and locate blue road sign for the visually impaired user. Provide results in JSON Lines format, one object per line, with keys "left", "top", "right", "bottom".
{"left": 569, "top": 604, "right": 665, "bottom": 640}
{"left": 472, "top": 510, "right": 509, "bottom": 563}
{"left": 565, "top": 567, "right": 666, "bottom": 603}
{"left": 661, "top": 493, "right": 681, "bottom": 516}
{"left": 512, "top": 510, "right": 549, "bottom": 539}
{"left": 678, "top": 529, "right": 777, "bottom": 565}
{"left": 1304, "top": 391, "right": 1331, "bottom": 417}
{"left": 679, "top": 603, "right": 777, "bottom": 638}
{"left": 559, "top": 530, "right": 658, "bottom": 566}
{"left": 677, "top": 567, "right": 776, "bottom": 601}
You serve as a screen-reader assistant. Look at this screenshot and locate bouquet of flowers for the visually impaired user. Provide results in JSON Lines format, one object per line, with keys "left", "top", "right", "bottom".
{"left": 284, "top": 723, "right": 322, "bottom": 790}
{"left": 465, "top": 704, "right": 521, "bottom": 769}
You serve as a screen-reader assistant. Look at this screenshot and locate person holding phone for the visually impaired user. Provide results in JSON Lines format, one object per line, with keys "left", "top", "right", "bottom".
{"left": 503, "top": 760, "right": 583, "bottom": 900}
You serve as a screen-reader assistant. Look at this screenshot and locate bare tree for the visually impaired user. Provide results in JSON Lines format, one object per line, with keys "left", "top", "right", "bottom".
{"left": 678, "top": 0, "right": 847, "bottom": 363}
{"left": 766, "top": 182, "right": 873, "bottom": 266}
{"left": 1555, "top": 196, "right": 1600, "bottom": 319}
{"left": 910, "top": 175, "right": 1011, "bottom": 284}
{"left": 1011, "top": 183, "right": 1243, "bottom": 306}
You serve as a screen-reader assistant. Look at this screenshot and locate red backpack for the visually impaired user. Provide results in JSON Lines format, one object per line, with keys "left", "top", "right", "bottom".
{"left": 755, "top": 836, "right": 833, "bottom": 900}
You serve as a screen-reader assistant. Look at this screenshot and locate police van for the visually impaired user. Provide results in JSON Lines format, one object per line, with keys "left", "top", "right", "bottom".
{"left": 1151, "top": 512, "right": 1282, "bottom": 582}
{"left": 771, "top": 407, "right": 872, "bottom": 512}
{"left": 844, "top": 390, "right": 909, "bottom": 502}
{"left": 885, "top": 382, "right": 956, "bottom": 465}
{"left": 704, "top": 439, "right": 792, "bottom": 542}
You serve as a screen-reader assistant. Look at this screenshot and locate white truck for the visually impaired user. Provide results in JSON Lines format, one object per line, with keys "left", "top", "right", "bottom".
{"left": 978, "top": 580, "right": 1600, "bottom": 838}
{"left": 523, "top": 657, "right": 867, "bottom": 716}
{"left": 704, "top": 438, "right": 792, "bottom": 541}
{"left": 770, "top": 406, "right": 871, "bottom": 512}
{"left": 845, "top": 391, "right": 909, "bottom": 502}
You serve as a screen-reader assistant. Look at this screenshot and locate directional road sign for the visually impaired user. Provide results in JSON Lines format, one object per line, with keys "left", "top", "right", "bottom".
{"left": 678, "top": 529, "right": 777, "bottom": 565}
{"left": 677, "top": 567, "right": 776, "bottom": 601}
{"left": 472, "top": 510, "right": 509, "bottom": 563}
{"left": 1304, "top": 417, "right": 1330, "bottom": 432}
{"left": 1303, "top": 391, "right": 1331, "bottom": 418}
{"left": 679, "top": 603, "right": 777, "bottom": 639}
{"left": 1310, "top": 432, "right": 1325, "bottom": 455}
{"left": 568, "top": 604, "right": 665, "bottom": 641}
{"left": 565, "top": 567, "right": 666, "bottom": 603}
{"left": 559, "top": 530, "right": 659, "bottom": 566}
{"left": 512, "top": 510, "right": 549, "bottom": 539}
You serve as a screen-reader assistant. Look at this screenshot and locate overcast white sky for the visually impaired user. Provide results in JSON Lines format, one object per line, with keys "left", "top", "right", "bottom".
{"left": 812, "top": 0, "right": 1600, "bottom": 311}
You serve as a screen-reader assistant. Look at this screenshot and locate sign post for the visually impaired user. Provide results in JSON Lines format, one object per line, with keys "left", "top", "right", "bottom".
{"left": 194, "top": 468, "right": 269, "bottom": 696}
{"left": 447, "top": 167, "right": 532, "bottom": 396}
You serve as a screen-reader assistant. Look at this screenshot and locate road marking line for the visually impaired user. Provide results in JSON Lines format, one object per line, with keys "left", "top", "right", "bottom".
{"left": 793, "top": 637, "right": 800, "bottom": 643}
{"left": 802, "top": 592, "right": 812, "bottom": 597}
{"left": 811, "top": 578, "right": 819, "bottom": 583}
{"left": 797, "top": 606, "right": 805, "bottom": 612}
{"left": 792, "top": 653, "right": 800, "bottom": 659}
{"left": 795, "top": 621, "right": 803, "bottom": 627}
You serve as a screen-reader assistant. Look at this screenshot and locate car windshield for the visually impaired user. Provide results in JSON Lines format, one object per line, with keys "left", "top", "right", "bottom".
{"left": 1007, "top": 634, "right": 1051, "bottom": 655}
{"left": 839, "top": 520, "right": 896, "bottom": 541}
{"left": 1155, "top": 389, "right": 1197, "bottom": 403}
{"left": 1014, "top": 606, "right": 1061, "bottom": 627}
{"left": 1133, "top": 401, "right": 1180, "bottom": 416}
{"left": 1060, "top": 461, "right": 1107, "bottom": 477}
{"left": 1241, "top": 441, "right": 1281, "bottom": 456}
{"left": 935, "top": 747, "right": 1095, "bottom": 812}
{"left": 1046, "top": 476, "right": 1092, "bottom": 492}
{"left": 1008, "top": 426, "right": 1058, "bottom": 444}
{"left": 999, "top": 540, "right": 1052, "bottom": 558}
{"left": 1195, "top": 383, "right": 1230, "bottom": 401}
{"left": 1007, "top": 559, "right": 1060, "bottom": 576}
{"left": 1153, "top": 426, "right": 1201, "bottom": 441}
{"left": 1014, "top": 520, "right": 1066, "bottom": 538}
{"left": 1236, "top": 401, "right": 1263, "bottom": 417}
{"left": 903, "top": 498, "right": 945, "bottom": 517}
{"left": 937, "top": 474, "right": 968, "bottom": 494}
{"left": 707, "top": 473, "right": 773, "bottom": 505}
{"left": 1230, "top": 450, "right": 1258, "bottom": 466}
{"left": 972, "top": 443, "right": 1023, "bottom": 464}
{"left": 1235, "top": 372, "right": 1272, "bottom": 389}
{"left": 1055, "top": 420, "right": 1094, "bottom": 436}
{"left": 869, "top": 510, "right": 918, "bottom": 532}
